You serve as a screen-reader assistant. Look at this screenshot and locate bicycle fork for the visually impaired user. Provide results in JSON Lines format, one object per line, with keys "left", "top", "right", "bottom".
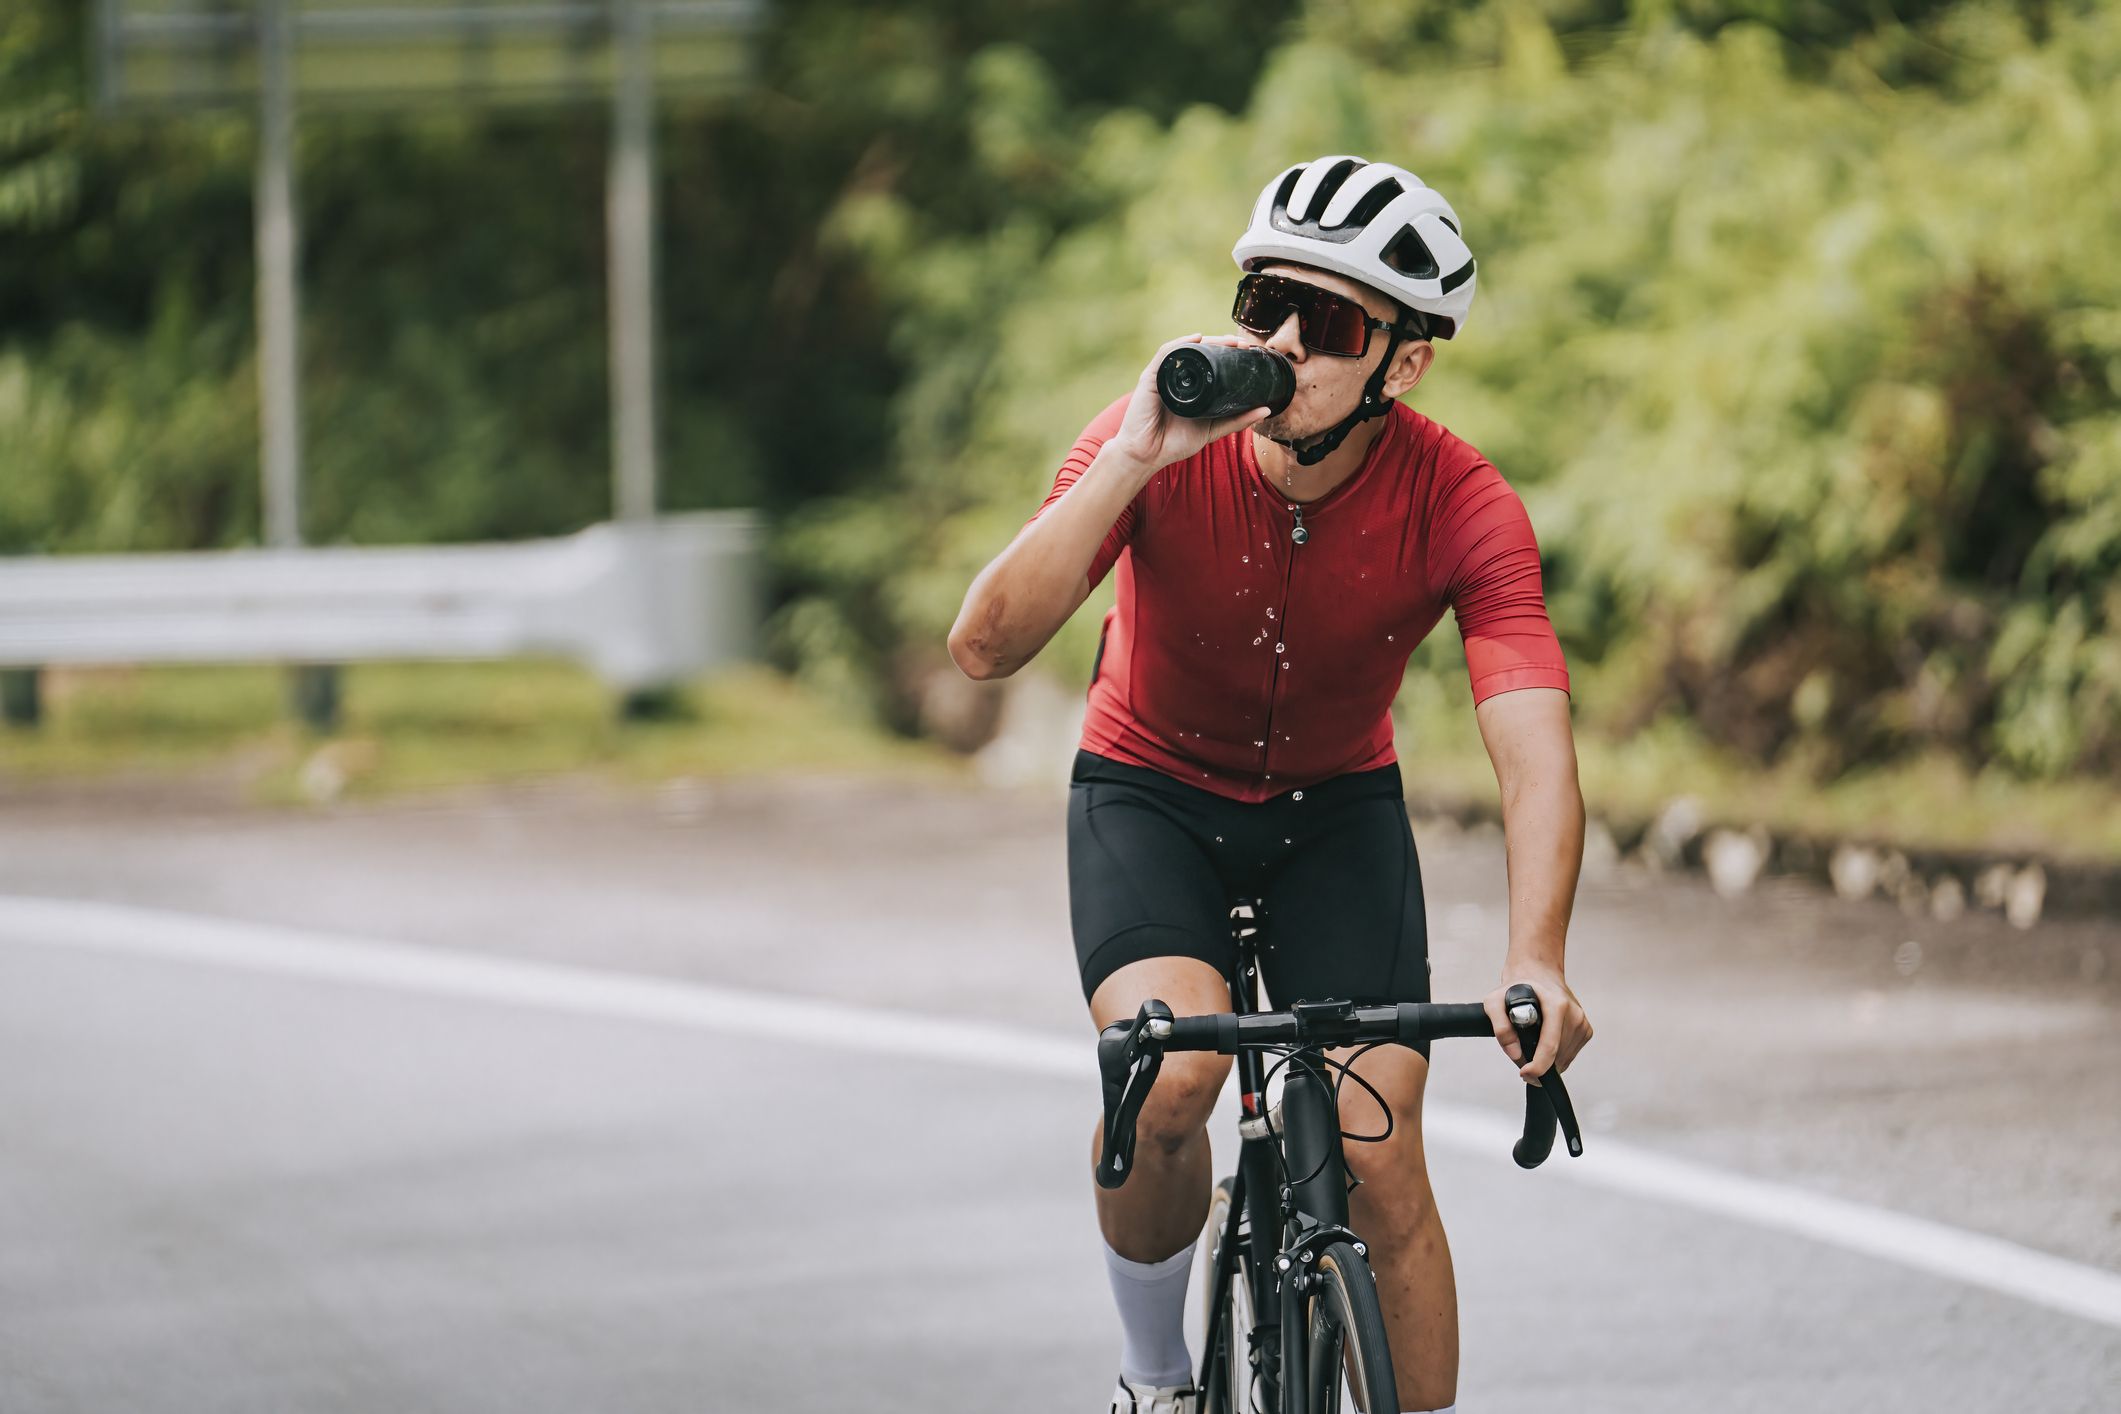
{"left": 1248, "top": 1058, "right": 1383, "bottom": 1414}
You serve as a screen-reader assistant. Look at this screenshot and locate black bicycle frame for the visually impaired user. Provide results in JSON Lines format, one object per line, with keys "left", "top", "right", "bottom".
{"left": 1108, "top": 902, "right": 1581, "bottom": 1409}
{"left": 1202, "top": 900, "right": 1365, "bottom": 1411}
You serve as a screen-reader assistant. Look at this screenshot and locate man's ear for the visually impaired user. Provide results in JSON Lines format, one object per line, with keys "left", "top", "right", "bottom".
{"left": 1384, "top": 339, "right": 1435, "bottom": 399}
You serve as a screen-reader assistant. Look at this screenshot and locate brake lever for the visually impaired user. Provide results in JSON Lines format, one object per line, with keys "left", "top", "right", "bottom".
{"left": 1095, "top": 999, "right": 1173, "bottom": 1189}
{"left": 1504, "top": 983, "right": 1585, "bottom": 1168}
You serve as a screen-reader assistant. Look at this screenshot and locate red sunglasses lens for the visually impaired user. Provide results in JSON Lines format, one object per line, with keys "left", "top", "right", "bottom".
{"left": 1232, "top": 275, "right": 1368, "bottom": 355}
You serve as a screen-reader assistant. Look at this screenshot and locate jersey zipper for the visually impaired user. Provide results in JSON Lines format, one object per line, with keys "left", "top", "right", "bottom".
{"left": 1254, "top": 502, "right": 1307, "bottom": 786}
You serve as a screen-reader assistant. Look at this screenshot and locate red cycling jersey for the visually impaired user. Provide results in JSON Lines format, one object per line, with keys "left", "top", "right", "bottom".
{"left": 1029, "top": 393, "right": 1570, "bottom": 803}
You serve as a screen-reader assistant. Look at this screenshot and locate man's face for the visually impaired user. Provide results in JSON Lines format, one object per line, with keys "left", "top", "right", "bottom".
{"left": 1234, "top": 263, "right": 1414, "bottom": 443}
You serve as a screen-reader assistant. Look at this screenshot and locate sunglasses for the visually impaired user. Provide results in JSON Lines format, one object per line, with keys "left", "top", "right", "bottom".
{"left": 1231, "top": 272, "right": 1426, "bottom": 357}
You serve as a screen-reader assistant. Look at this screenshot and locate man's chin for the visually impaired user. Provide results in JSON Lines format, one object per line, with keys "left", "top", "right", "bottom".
{"left": 1255, "top": 413, "right": 1322, "bottom": 446}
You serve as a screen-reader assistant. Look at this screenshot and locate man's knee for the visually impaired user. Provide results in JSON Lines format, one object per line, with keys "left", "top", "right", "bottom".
{"left": 1339, "top": 1046, "right": 1440, "bottom": 1232}
{"left": 1088, "top": 954, "right": 1234, "bottom": 1159}
{"left": 1134, "top": 1050, "right": 1231, "bottom": 1156}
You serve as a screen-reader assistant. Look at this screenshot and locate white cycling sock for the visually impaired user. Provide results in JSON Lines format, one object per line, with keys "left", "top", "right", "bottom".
{"left": 1102, "top": 1234, "right": 1197, "bottom": 1389}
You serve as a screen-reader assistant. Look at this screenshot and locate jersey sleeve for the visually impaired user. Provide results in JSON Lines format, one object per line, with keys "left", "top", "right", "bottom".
{"left": 1433, "top": 460, "right": 1571, "bottom": 704}
{"left": 1027, "top": 393, "right": 1138, "bottom": 592}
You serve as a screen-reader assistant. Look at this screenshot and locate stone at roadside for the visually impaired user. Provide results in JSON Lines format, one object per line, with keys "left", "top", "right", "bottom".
{"left": 297, "top": 739, "right": 380, "bottom": 805}
{"left": 1646, "top": 796, "right": 1706, "bottom": 869}
{"left": 1704, "top": 827, "right": 1769, "bottom": 898}
{"left": 2005, "top": 864, "right": 2046, "bottom": 930}
{"left": 1581, "top": 818, "right": 1621, "bottom": 882}
{"left": 1830, "top": 843, "right": 1880, "bottom": 901}
{"left": 1974, "top": 863, "right": 2013, "bottom": 910}
{"left": 299, "top": 752, "right": 345, "bottom": 804}
{"left": 1895, "top": 872, "right": 1929, "bottom": 917}
{"left": 1929, "top": 874, "right": 1966, "bottom": 922}
{"left": 974, "top": 673, "right": 1086, "bottom": 791}
{"left": 916, "top": 667, "right": 1006, "bottom": 754}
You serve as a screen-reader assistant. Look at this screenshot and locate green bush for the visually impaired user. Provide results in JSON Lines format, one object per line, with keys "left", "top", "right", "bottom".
{"left": 795, "top": 1, "right": 2121, "bottom": 781}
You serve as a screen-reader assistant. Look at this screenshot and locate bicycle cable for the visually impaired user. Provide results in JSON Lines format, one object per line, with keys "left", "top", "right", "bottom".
{"left": 1253, "top": 1040, "right": 1397, "bottom": 1192}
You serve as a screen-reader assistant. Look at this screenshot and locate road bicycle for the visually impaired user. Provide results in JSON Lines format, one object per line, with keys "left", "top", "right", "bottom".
{"left": 1096, "top": 901, "right": 1583, "bottom": 1414}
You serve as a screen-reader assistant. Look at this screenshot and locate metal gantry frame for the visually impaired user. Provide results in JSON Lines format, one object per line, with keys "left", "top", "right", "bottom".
{"left": 92, "top": 0, "right": 764, "bottom": 541}
{"left": 50, "top": 1, "right": 765, "bottom": 728}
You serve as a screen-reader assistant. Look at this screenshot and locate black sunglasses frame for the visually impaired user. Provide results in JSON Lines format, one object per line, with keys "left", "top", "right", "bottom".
{"left": 1232, "top": 272, "right": 1429, "bottom": 357}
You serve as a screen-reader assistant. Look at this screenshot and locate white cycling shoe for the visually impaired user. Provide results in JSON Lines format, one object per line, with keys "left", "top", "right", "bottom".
{"left": 1109, "top": 1375, "right": 1200, "bottom": 1413}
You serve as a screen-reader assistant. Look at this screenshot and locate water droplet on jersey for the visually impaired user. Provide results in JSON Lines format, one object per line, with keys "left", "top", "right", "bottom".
{"left": 1214, "top": 835, "right": 1224, "bottom": 844}
{"left": 1252, "top": 636, "right": 1264, "bottom": 646}
{"left": 1274, "top": 643, "right": 1284, "bottom": 653}
{"left": 1387, "top": 634, "right": 1395, "bottom": 642}
{"left": 1241, "top": 555, "right": 1249, "bottom": 564}
{"left": 1266, "top": 608, "right": 1276, "bottom": 619}
{"left": 1292, "top": 790, "right": 1305, "bottom": 801}
{"left": 1252, "top": 740, "right": 1264, "bottom": 749}
{"left": 1283, "top": 838, "right": 1293, "bottom": 846}
{"left": 1281, "top": 662, "right": 1290, "bottom": 670}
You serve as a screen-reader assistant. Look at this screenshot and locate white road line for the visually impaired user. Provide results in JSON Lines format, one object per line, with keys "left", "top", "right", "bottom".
{"left": 3, "top": 893, "right": 2118, "bottom": 1331}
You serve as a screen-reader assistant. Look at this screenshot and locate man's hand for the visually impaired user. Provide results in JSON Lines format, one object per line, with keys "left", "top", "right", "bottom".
{"left": 1482, "top": 966, "right": 1592, "bottom": 1083}
{"left": 1107, "top": 333, "right": 1273, "bottom": 472}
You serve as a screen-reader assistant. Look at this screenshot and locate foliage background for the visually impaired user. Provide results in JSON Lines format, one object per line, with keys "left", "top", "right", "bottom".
{"left": 3, "top": 0, "right": 2116, "bottom": 788}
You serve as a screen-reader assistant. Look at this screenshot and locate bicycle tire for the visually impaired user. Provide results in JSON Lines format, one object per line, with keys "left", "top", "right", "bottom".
{"left": 1195, "top": 1177, "right": 1258, "bottom": 1414}
{"left": 1302, "top": 1242, "right": 1397, "bottom": 1414}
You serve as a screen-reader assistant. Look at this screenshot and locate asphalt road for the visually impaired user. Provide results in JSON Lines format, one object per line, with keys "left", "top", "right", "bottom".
{"left": 0, "top": 772, "right": 2115, "bottom": 1412}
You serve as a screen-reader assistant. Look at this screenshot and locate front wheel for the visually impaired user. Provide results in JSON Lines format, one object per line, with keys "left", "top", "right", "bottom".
{"left": 1194, "top": 1178, "right": 1257, "bottom": 1413}
{"left": 1302, "top": 1242, "right": 1397, "bottom": 1414}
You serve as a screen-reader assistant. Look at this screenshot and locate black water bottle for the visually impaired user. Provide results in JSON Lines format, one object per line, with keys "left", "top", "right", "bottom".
{"left": 1156, "top": 344, "right": 1294, "bottom": 421}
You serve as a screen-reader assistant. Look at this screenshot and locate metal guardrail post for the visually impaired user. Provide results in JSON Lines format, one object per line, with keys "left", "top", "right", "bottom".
{"left": 608, "top": 0, "right": 660, "bottom": 524}
{"left": 289, "top": 664, "right": 340, "bottom": 734}
{"left": 256, "top": 0, "right": 343, "bottom": 731}
{"left": 0, "top": 669, "right": 39, "bottom": 727}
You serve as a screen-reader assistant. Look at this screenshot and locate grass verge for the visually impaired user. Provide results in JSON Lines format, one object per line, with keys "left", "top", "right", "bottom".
{"left": 1389, "top": 671, "right": 2121, "bottom": 865}
{"left": 0, "top": 661, "right": 961, "bottom": 802}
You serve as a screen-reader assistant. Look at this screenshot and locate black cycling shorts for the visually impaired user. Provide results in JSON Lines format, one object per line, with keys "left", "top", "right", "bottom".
{"left": 1067, "top": 749, "right": 1431, "bottom": 1019}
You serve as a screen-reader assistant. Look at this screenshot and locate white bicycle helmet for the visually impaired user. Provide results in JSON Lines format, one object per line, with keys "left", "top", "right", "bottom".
{"left": 1232, "top": 155, "right": 1476, "bottom": 340}
{"left": 1230, "top": 155, "right": 1476, "bottom": 466}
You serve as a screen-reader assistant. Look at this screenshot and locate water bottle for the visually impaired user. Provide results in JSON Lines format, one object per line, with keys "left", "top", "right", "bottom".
{"left": 1156, "top": 344, "right": 1294, "bottom": 421}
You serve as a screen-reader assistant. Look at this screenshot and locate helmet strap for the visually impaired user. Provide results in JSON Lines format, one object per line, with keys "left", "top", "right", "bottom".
{"left": 1272, "top": 328, "right": 1406, "bottom": 468}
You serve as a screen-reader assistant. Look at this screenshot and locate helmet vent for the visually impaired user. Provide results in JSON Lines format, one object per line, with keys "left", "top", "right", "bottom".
{"left": 1381, "top": 226, "right": 1439, "bottom": 280}
{"left": 1343, "top": 180, "right": 1405, "bottom": 229}
{"left": 1305, "top": 159, "right": 1363, "bottom": 218}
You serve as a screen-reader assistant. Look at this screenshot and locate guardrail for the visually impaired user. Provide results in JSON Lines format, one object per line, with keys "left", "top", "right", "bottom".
{"left": 0, "top": 512, "right": 759, "bottom": 723}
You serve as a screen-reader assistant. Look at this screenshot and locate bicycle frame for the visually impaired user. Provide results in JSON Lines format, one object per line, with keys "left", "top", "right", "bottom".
{"left": 1201, "top": 900, "right": 1373, "bottom": 1412}
{"left": 1092, "top": 902, "right": 1582, "bottom": 1410}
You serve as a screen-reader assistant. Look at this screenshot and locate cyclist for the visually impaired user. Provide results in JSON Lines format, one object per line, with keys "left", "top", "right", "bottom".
{"left": 947, "top": 156, "right": 1594, "bottom": 1414}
